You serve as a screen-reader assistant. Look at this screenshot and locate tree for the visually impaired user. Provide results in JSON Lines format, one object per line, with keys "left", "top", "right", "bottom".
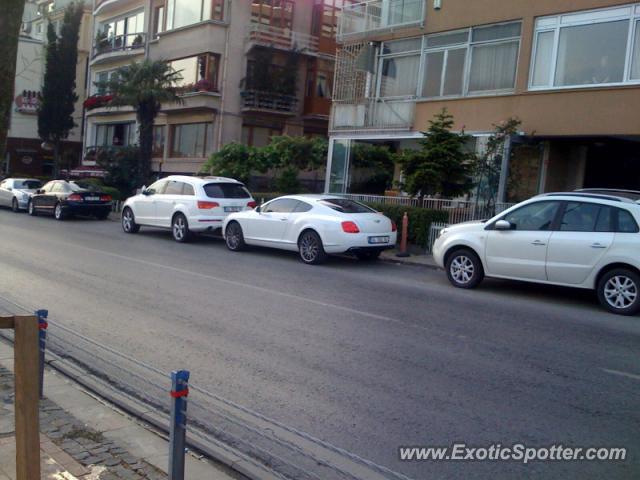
{"left": 0, "top": 0, "right": 27, "bottom": 160}
{"left": 98, "top": 60, "right": 182, "bottom": 183}
{"left": 474, "top": 117, "right": 521, "bottom": 209}
{"left": 261, "top": 136, "right": 328, "bottom": 192}
{"left": 398, "top": 109, "right": 475, "bottom": 198}
{"left": 96, "top": 146, "right": 142, "bottom": 197}
{"left": 350, "top": 143, "right": 395, "bottom": 194}
{"left": 38, "top": 2, "right": 84, "bottom": 176}
{"left": 200, "top": 143, "right": 270, "bottom": 185}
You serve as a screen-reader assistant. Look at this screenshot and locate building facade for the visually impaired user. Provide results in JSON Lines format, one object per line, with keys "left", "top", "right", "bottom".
{"left": 327, "top": 0, "right": 640, "bottom": 202}
{"left": 5, "top": 0, "right": 92, "bottom": 177}
{"left": 83, "top": 0, "right": 339, "bottom": 176}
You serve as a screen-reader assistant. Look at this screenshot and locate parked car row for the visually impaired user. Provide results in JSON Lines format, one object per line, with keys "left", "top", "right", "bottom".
{"left": 120, "top": 175, "right": 398, "bottom": 265}
{"left": 3, "top": 174, "right": 638, "bottom": 315}
{"left": 0, "top": 178, "right": 113, "bottom": 219}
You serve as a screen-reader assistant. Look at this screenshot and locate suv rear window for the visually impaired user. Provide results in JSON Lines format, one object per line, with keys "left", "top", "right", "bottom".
{"left": 319, "top": 198, "right": 375, "bottom": 213}
{"left": 203, "top": 183, "right": 250, "bottom": 199}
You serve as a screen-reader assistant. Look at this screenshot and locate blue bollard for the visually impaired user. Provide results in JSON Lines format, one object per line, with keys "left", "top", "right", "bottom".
{"left": 36, "top": 309, "right": 48, "bottom": 399}
{"left": 169, "top": 370, "right": 189, "bottom": 480}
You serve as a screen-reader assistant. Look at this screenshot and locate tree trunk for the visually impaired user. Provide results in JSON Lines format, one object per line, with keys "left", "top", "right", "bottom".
{"left": 137, "top": 100, "right": 156, "bottom": 183}
{"left": 0, "top": 0, "right": 27, "bottom": 159}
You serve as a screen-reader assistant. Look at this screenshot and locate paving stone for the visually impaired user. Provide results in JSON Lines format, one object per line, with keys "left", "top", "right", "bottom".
{"left": 103, "top": 456, "right": 122, "bottom": 467}
{"left": 71, "top": 450, "right": 90, "bottom": 461}
{"left": 90, "top": 445, "right": 111, "bottom": 455}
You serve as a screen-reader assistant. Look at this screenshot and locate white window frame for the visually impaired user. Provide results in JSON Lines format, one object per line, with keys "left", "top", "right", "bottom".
{"left": 375, "top": 39, "right": 423, "bottom": 100}
{"left": 423, "top": 22, "right": 521, "bottom": 100}
{"left": 529, "top": 3, "right": 640, "bottom": 91}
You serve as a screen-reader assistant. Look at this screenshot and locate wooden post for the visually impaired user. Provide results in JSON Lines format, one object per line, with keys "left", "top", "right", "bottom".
{"left": 12, "top": 315, "right": 41, "bottom": 480}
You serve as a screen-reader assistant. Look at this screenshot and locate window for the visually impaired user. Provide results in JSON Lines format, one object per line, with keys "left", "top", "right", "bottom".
{"left": 263, "top": 199, "right": 299, "bottom": 213}
{"left": 171, "top": 123, "right": 213, "bottom": 157}
{"left": 164, "top": 180, "right": 185, "bottom": 195}
{"left": 99, "top": 11, "right": 144, "bottom": 49}
{"left": 14, "top": 180, "right": 42, "bottom": 189}
{"left": 421, "top": 22, "right": 521, "bottom": 98}
{"left": 559, "top": 202, "right": 601, "bottom": 231}
{"left": 378, "top": 38, "right": 422, "bottom": 98}
{"left": 154, "top": 6, "right": 164, "bottom": 36}
{"left": 147, "top": 180, "right": 167, "bottom": 194}
{"left": 95, "top": 123, "right": 135, "bottom": 147}
{"left": 319, "top": 198, "right": 375, "bottom": 213}
{"left": 203, "top": 183, "right": 250, "bottom": 199}
{"left": 595, "top": 206, "right": 614, "bottom": 232}
{"left": 531, "top": 5, "right": 640, "bottom": 89}
{"left": 94, "top": 70, "right": 118, "bottom": 95}
{"left": 152, "top": 125, "right": 165, "bottom": 156}
{"left": 52, "top": 183, "right": 65, "bottom": 193}
{"left": 42, "top": 182, "right": 54, "bottom": 193}
{"left": 169, "top": 54, "right": 219, "bottom": 91}
{"left": 242, "top": 126, "right": 281, "bottom": 147}
{"left": 618, "top": 209, "right": 639, "bottom": 233}
{"left": 183, "top": 183, "right": 195, "bottom": 196}
{"left": 294, "top": 201, "right": 313, "bottom": 213}
{"left": 502, "top": 201, "right": 560, "bottom": 231}
{"left": 166, "top": 0, "right": 224, "bottom": 29}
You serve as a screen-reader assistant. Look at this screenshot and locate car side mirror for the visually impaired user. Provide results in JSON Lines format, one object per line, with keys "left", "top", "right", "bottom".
{"left": 6, "top": 187, "right": 11, "bottom": 191}
{"left": 142, "top": 188, "right": 155, "bottom": 196}
{"left": 495, "top": 220, "right": 512, "bottom": 231}
{"left": 255, "top": 206, "right": 261, "bottom": 213}
{"left": 36, "top": 189, "right": 44, "bottom": 194}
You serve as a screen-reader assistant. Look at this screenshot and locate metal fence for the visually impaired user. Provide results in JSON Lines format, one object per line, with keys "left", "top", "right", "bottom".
{"left": 0, "top": 294, "right": 412, "bottom": 480}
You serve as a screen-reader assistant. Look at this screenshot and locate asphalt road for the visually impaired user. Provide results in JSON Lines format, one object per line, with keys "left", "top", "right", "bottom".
{"left": 0, "top": 208, "right": 638, "bottom": 479}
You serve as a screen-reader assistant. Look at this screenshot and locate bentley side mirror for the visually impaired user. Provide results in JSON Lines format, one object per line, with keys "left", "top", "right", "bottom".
{"left": 255, "top": 206, "right": 261, "bottom": 213}
{"left": 495, "top": 220, "right": 512, "bottom": 231}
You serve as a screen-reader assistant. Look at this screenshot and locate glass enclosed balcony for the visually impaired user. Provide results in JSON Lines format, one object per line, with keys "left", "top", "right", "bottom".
{"left": 338, "top": 0, "right": 425, "bottom": 41}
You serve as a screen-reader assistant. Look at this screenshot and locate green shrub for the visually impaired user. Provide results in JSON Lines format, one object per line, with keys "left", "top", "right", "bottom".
{"left": 365, "top": 203, "right": 448, "bottom": 248}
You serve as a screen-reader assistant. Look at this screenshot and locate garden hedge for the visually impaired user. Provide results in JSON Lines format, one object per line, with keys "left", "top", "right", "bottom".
{"left": 364, "top": 203, "right": 448, "bottom": 248}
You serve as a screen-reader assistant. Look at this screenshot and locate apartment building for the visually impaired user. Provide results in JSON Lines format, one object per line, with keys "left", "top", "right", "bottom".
{"left": 83, "top": 0, "right": 339, "bottom": 175}
{"left": 327, "top": 0, "right": 640, "bottom": 202}
{"left": 5, "top": 0, "right": 92, "bottom": 177}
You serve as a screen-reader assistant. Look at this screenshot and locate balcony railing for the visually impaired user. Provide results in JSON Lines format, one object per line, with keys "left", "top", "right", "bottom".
{"left": 331, "top": 99, "right": 414, "bottom": 131}
{"left": 241, "top": 90, "right": 298, "bottom": 114}
{"left": 93, "top": 32, "right": 146, "bottom": 59}
{"left": 83, "top": 145, "right": 128, "bottom": 163}
{"left": 338, "top": 0, "right": 425, "bottom": 41}
{"left": 246, "top": 24, "right": 319, "bottom": 54}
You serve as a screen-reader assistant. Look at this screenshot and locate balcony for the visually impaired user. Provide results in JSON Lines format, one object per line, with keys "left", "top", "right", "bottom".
{"left": 330, "top": 99, "right": 414, "bottom": 131}
{"left": 245, "top": 24, "right": 319, "bottom": 55}
{"left": 337, "top": 0, "right": 425, "bottom": 41}
{"left": 92, "top": 32, "right": 146, "bottom": 64}
{"left": 241, "top": 90, "right": 298, "bottom": 115}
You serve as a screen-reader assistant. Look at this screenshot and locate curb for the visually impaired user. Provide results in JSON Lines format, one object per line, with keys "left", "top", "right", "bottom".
{"left": 42, "top": 351, "right": 281, "bottom": 480}
{"left": 379, "top": 254, "right": 440, "bottom": 270}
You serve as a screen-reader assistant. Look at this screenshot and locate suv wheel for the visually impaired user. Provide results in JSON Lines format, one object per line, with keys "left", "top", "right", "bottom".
{"left": 445, "top": 249, "right": 484, "bottom": 289}
{"left": 11, "top": 198, "right": 19, "bottom": 213}
{"left": 597, "top": 268, "right": 640, "bottom": 316}
{"left": 172, "top": 213, "right": 191, "bottom": 243}
{"left": 225, "top": 222, "right": 246, "bottom": 251}
{"left": 298, "top": 230, "right": 327, "bottom": 265}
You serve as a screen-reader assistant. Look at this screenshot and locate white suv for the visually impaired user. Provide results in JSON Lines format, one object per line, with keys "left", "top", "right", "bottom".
{"left": 433, "top": 192, "right": 640, "bottom": 315}
{"left": 121, "top": 175, "right": 256, "bottom": 242}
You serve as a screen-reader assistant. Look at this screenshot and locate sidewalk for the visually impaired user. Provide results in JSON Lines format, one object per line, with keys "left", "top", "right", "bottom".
{"left": 0, "top": 341, "right": 242, "bottom": 480}
{"left": 380, "top": 248, "right": 439, "bottom": 269}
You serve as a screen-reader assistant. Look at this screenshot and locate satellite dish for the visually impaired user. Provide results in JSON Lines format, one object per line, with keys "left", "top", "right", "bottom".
{"left": 41, "top": 141, "right": 54, "bottom": 151}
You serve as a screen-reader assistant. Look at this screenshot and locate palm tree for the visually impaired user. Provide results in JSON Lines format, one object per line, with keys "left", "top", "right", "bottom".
{"left": 98, "top": 59, "right": 182, "bottom": 182}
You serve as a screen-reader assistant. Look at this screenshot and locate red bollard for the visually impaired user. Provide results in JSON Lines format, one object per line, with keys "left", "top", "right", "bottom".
{"left": 395, "top": 212, "right": 410, "bottom": 258}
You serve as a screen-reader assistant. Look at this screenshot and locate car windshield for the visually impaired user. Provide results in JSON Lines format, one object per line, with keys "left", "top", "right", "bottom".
{"left": 14, "top": 180, "right": 42, "bottom": 189}
{"left": 319, "top": 198, "right": 375, "bottom": 213}
{"left": 203, "top": 183, "right": 250, "bottom": 199}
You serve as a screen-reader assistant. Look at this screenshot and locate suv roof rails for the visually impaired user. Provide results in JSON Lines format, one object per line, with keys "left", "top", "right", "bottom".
{"left": 541, "top": 192, "right": 634, "bottom": 203}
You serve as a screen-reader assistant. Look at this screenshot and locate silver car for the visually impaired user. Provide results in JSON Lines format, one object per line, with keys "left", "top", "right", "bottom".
{"left": 0, "top": 178, "right": 43, "bottom": 212}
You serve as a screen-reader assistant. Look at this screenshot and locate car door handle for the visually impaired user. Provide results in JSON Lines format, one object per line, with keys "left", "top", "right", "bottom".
{"left": 591, "top": 243, "right": 608, "bottom": 249}
{"left": 531, "top": 240, "right": 546, "bottom": 246}
{"left": 279, "top": 218, "right": 288, "bottom": 221}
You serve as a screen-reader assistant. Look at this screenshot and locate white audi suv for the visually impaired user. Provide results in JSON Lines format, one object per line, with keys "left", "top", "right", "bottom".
{"left": 121, "top": 175, "right": 256, "bottom": 242}
{"left": 432, "top": 192, "right": 640, "bottom": 315}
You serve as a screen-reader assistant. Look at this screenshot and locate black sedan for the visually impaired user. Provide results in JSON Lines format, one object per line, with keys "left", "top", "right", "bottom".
{"left": 28, "top": 180, "right": 112, "bottom": 220}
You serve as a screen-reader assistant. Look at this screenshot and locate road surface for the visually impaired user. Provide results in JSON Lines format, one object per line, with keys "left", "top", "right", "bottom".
{"left": 0, "top": 209, "right": 638, "bottom": 479}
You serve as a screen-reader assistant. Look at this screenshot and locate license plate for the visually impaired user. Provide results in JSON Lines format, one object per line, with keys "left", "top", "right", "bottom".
{"left": 85, "top": 196, "right": 99, "bottom": 201}
{"left": 368, "top": 236, "right": 390, "bottom": 244}
{"left": 224, "top": 206, "right": 242, "bottom": 212}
